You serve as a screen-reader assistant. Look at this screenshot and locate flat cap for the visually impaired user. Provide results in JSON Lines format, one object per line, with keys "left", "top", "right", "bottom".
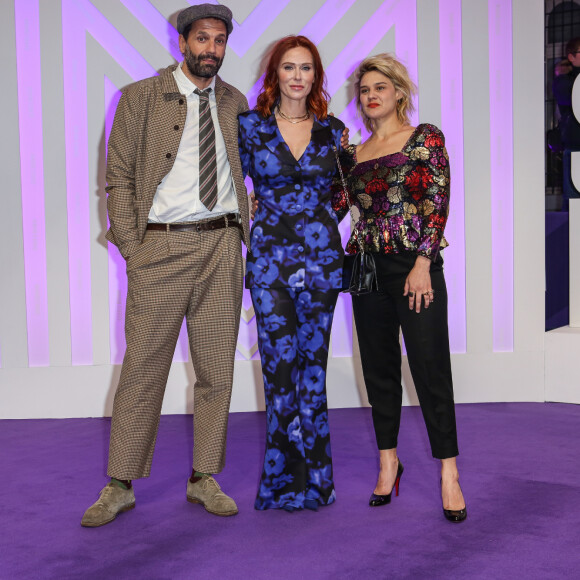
{"left": 177, "top": 3, "right": 233, "bottom": 36}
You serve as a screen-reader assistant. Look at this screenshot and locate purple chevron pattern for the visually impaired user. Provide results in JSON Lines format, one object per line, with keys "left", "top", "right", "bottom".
{"left": 5, "top": 0, "right": 515, "bottom": 370}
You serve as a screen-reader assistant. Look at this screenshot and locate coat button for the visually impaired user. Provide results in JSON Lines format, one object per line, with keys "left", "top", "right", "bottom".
{"left": 179, "top": 99, "right": 184, "bottom": 105}
{"left": 166, "top": 153, "right": 172, "bottom": 158}
{"left": 174, "top": 125, "right": 179, "bottom": 130}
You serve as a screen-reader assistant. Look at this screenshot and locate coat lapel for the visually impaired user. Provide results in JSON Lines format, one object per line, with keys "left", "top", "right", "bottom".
{"left": 160, "top": 64, "right": 181, "bottom": 98}
{"left": 215, "top": 76, "right": 234, "bottom": 149}
{"left": 214, "top": 75, "right": 226, "bottom": 106}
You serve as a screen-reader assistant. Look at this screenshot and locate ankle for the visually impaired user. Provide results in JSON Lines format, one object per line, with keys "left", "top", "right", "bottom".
{"left": 379, "top": 456, "right": 399, "bottom": 470}
{"left": 110, "top": 478, "right": 132, "bottom": 490}
{"left": 190, "top": 469, "right": 210, "bottom": 484}
{"left": 441, "top": 468, "right": 459, "bottom": 481}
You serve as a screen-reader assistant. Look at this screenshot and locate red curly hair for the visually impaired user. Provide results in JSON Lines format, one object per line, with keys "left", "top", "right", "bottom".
{"left": 256, "top": 36, "right": 330, "bottom": 120}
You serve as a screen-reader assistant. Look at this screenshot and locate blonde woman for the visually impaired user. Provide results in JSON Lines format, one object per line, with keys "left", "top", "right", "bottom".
{"left": 333, "top": 54, "right": 466, "bottom": 522}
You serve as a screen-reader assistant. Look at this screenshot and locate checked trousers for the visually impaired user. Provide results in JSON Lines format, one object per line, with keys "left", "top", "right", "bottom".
{"left": 107, "top": 226, "right": 243, "bottom": 479}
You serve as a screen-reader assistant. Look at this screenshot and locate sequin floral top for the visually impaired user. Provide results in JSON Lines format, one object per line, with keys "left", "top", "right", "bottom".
{"left": 332, "top": 123, "right": 450, "bottom": 261}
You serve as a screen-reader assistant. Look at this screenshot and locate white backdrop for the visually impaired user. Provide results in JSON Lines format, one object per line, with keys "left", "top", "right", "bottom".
{"left": 0, "top": 0, "right": 546, "bottom": 419}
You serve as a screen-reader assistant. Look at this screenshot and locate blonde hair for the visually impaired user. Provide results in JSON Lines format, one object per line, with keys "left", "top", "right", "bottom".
{"left": 354, "top": 53, "right": 417, "bottom": 130}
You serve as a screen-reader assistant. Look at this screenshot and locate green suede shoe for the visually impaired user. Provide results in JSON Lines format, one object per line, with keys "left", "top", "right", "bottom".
{"left": 81, "top": 482, "right": 135, "bottom": 527}
{"left": 186, "top": 475, "right": 238, "bottom": 517}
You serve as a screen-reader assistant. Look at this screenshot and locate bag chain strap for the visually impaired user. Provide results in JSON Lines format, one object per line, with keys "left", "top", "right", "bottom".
{"left": 332, "top": 145, "right": 364, "bottom": 255}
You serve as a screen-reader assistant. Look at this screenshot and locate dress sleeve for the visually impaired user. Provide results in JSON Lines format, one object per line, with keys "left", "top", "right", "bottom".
{"left": 331, "top": 148, "right": 355, "bottom": 223}
{"left": 237, "top": 112, "right": 252, "bottom": 178}
{"left": 331, "top": 117, "right": 345, "bottom": 151}
{"left": 413, "top": 125, "right": 450, "bottom": 260}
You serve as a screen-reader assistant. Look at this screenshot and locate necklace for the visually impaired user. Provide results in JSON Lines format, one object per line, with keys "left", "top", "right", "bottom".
{"left": 276, "top": 107, "right": 310, "bottom": 124}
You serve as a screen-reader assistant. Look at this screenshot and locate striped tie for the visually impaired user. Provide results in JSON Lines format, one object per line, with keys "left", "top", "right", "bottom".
{"left": 195, "top": 88, "right": 218, "bottom": 211}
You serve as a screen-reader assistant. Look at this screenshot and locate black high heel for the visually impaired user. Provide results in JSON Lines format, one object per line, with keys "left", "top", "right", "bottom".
{"left": 441, "top": 479, "right": 467, "bottom": 522}
{"left": 443, "top": 506, "right": 467, "bottom": 522}
{"left": 369, "top": 460, "right": 404, "bottom": 507}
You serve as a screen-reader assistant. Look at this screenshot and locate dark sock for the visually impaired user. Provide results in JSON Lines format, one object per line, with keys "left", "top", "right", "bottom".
{"left": 189, "top": 469, "right": 210, "bottom": 483}
{"left": 110, "top": 478, "right": 132, "bottom": 490}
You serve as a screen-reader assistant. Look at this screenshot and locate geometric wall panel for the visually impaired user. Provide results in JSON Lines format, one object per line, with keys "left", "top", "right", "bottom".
{"left": 1, "top": 0, "right": 546, "bottom": 420}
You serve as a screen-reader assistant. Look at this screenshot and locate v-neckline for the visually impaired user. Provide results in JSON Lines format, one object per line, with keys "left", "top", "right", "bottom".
{"left": 274, "top": 118, "right": 315, "bottom": 163}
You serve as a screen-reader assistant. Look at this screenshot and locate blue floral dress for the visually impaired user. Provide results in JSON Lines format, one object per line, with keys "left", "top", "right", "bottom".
{"left": 238, "top": 110, "right": 345, "bottom": 510}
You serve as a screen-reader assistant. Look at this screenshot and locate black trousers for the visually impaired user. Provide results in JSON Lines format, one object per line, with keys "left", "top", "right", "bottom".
{"left": 352, "top": 252, "right": 459, "bottom": 459}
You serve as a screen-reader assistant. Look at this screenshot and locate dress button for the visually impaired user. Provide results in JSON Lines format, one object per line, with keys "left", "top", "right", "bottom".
{"left": 298, "top": 246, "right": 304, "bottom": 252}
{"left": 294, "top": 184, "right": 300, "bottom": 190}
{"left": 374, "top": 163, "right": 379, "bottom": 170}
{"left": 166, "top": 153, "right": 172, "bottom": 158}
{"left": 174, "top": 125, "right": 179, "bottom": 130}
{"left": 179, "top": 99, "right": 184, "bottom": 105}
{"left": 296, "top": 224, "right": 302, "bottom": 230}
{"left": 295, "top": 205, "right": 302, "bottom": 210}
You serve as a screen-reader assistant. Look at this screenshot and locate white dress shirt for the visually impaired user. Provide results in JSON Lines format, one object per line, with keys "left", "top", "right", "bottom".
{"left": 148, "top": 63, "right": 239, "bottom": 223}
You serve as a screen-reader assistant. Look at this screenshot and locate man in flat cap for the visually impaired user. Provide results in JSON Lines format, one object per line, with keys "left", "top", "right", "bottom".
{"left": 82, "top": 3, "right": 249, "bottom": 526}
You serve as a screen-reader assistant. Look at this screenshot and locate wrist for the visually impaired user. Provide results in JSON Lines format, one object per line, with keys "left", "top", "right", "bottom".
{"left": 414, "top": 255, "right": 431, "bottom": 271}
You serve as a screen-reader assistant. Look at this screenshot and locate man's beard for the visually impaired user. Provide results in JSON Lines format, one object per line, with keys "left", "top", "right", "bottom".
{"left": 183, "top": 45, "right": 223, "bottom": 79}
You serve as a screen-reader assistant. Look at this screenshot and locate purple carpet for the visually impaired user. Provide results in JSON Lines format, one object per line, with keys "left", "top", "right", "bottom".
{"left": 1, "top": 403, "right": 579, "bottom": 579}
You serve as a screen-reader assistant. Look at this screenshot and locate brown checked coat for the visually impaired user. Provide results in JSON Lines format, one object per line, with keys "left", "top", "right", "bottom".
{"left": 105, "top": 64, "right": 250, "bottom": 258}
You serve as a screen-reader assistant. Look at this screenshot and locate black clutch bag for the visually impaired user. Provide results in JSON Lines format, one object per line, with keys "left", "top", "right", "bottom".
{"left": 341, "top": 252, "right": 378, "bottom": 295}
{"left": 333, "top": 146, "right": 379, "bottom": 295}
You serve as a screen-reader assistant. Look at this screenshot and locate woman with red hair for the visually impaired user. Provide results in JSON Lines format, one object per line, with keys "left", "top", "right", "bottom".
{"left": 238, "top": 36, "right": 346, "bottom": 511}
